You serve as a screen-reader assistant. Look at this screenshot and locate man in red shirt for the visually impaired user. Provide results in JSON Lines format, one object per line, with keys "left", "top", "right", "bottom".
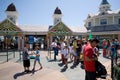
{"left": 84, "top": 38, "right": 99, "bottom": 80}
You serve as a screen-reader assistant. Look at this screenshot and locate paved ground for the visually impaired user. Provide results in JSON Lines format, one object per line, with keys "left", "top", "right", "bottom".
{"left": 0, "top": 49, "right": 118, "bottom": 80}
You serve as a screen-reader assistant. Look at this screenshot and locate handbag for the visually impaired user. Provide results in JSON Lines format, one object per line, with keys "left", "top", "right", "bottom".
{"left": 96, "top": 61, "right": 107, "bottom": 79}
{"left": 79, "top": 53, "right": 84, "bottom": 61}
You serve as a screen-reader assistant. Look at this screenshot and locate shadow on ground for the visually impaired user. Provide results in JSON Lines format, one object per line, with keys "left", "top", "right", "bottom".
{"left": 13, "top": 69, "right": 40, "bottom": 79}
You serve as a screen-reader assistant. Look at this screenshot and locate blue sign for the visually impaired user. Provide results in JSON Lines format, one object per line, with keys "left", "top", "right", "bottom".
{"left": 6, "top": 35, "right": 11, "bottom": 39}
{"left": 29, "top": 36, "right": 34, "bottom": 44}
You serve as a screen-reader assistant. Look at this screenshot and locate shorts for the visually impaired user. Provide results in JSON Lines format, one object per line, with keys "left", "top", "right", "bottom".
{"left": 23, "top": 59, "right": 30, "bottom": 67}
{"left": 73, "top": 53, "right": 77, "bottom": 57}
{"left": 35, "top": 57, "right": 40, "bottom": 62}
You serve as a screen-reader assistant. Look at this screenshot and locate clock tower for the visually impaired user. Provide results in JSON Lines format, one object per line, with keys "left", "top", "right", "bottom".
{"left": 5, "top": 3, "right": 18, "bottom": 25}
{"left": 53, "top": 7, "right": 62, "bottom": 25}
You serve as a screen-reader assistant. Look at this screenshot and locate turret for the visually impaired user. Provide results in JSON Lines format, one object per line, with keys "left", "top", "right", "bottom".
{"left": 53, "top": 7, "right": 62, "bottom": 25}
{"left": 5, "top": 3, "right": 18, "bottom": 25}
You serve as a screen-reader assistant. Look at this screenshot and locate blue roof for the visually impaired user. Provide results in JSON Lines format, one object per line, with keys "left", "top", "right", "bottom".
{"left": 91, "top": 25, "right": 120, "bottom": 32}
{"left": 101, "top": 0, "right": 109, "bottom": 5}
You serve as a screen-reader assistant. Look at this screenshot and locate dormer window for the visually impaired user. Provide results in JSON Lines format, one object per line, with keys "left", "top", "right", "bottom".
{"left": 119, "top": 11, "right": 120, "bottom": 14}
{"left": 88, "top": 22, "right": 91, "bottom": 27}
{"left": 57, "top": 20, "right": 59, "bottom": 22}
{"left": 119, "top": 18, "right": 120, "bottom": 24}
{"left": 101, "top": 12, "right": 105, "bottom": 15}
{"left": 87, "top": 15, "right": 91, "bottom": 18}
{"left": 100, "top": 19, "right": 107, "bottom": 25}
{"left": 10, "top": 17, "right": 14, "bottom": 21}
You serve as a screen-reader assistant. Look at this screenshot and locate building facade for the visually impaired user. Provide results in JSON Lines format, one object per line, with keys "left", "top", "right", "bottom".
{"left": 84, "top": 0, "right": 120, "bottom": 42}
{"left": 0, "top": 0, "right": 120, "bottom": 50}
{"left": 0, "top": 3, "right": 87, "bottom": 50}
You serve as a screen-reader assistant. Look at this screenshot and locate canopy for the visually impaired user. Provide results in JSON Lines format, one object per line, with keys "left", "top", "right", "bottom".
{"left": 0, "top": 19, "right": 23, "bottom": 36}
{"left": 48, "top": 22, "right": 72, "bottom": 36}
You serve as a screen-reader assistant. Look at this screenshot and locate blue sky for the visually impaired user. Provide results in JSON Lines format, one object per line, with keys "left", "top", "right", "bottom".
{"left": 0, "top": 0, "right": 120, "bottom": 26}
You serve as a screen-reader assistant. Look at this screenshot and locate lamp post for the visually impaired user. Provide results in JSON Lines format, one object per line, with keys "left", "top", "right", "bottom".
{"left": 6, "top": 32, "right": 11, "bottom": 62}
{"left": 6, "top": 35, "right": 8, "bottom": 62}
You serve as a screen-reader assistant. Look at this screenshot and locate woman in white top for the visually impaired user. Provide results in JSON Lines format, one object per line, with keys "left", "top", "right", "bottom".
{"left": 68, "top": 43, "right": 74, "bottom": 62}
{"left": 60, "top": 41, "right": 66, "bottom": 64}
{"left": 51, "top": 41, "right": 57, "bottom": 60}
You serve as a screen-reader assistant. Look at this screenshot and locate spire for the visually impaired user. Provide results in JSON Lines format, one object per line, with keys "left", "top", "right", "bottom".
{"left": 101, "top": 0, "right": 109, "bottom": 5}
{"left": 54, "top": 7, "right": 62, "bottom": 14}
{"left": 5, "top": 3, "right": 18, "bottom": 25}
{"left": 53, "top": 7, "right": 62, "bottom": 25}
{"left": 99, "top": 0, "right": 111, "bottom": 12}
{"left": 6, "top": 3, "right": 17, "bottom": 11}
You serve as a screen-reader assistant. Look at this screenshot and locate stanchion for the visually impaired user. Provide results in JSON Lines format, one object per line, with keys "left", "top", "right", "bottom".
{"left": 13, "top": 49, "right": 15, "bottom": 58}
{"left": 111, "top": 53, "right": 113, "bottom": 80}
{"left": 19, "top": 50, "right": 22, "bottom": 61}
{"left": 6, "top": 37, "right": 8, "bottom": 62}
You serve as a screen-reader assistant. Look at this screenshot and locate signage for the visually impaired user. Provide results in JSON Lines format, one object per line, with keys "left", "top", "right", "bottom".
{"left": 29, "top": 36, "right": 34, "bottom": 44}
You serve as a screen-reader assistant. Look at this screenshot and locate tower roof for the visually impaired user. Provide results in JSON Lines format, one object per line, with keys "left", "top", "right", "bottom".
{"left": 101, "top": 0, "right": 109, "bottom": 5}
{"left": 6, "top": 3, "right": 17, "bottom": 11}
{"left": 54, "top": 7, "right": 62, "bottom": 14}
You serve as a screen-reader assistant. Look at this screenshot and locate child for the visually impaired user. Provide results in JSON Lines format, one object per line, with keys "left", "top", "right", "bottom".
{"left": 22, "top": 44, "right": 30, "bottom": 73}
{"left": 63, "top": 46, "right": 69, "bottom": 68}
{"left": 32, "top": 46, "right": 42, "bottom": 71}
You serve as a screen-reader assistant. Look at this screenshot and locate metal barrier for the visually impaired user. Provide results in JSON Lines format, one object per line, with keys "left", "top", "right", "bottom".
{"left": 0, "top": 49, "right": 16, "bottom": 62}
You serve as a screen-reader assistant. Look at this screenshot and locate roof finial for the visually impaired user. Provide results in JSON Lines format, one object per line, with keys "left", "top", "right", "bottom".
{"left": 101, "top": 0, "right": 109, "bottom": 5}
{"left": 54, "top": 7, "right": 62, "bottom": 14}
{"left": 6, "top": 3, "right": 17, "bottom": 11}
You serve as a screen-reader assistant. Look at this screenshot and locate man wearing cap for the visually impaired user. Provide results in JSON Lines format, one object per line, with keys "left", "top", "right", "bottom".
{"left": 84, "top": 38, "right": 99, "bottom": 80}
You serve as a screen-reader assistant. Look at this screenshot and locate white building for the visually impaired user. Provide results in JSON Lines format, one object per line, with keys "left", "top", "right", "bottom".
{"left": 0, "top": 0, "right": 120, "bottom": 50}
{"left": 84, "top": 0, "right": 120, "bottom": 42}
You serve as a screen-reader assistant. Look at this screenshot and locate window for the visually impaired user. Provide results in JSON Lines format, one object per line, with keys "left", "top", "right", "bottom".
{"left": 88, "top": 22, "right": 91, "bottom": 27}
{"left": 101, "top": 12, "right": 105, "bottom": 15}
{"left": 10, "top": 17, "right": 13, "bottom": 21}
{"left": 119, "top": 18, "right": 120, "bottom": 24}
{"left": 10, "top": 17, "right": 15, "bottom": 23}
{"left": 100, "top": 19, "right": 107, "bottom": 25}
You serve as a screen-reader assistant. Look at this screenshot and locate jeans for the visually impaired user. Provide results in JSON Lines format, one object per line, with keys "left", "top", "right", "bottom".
{"left": 53, "top": 47, "right": 58, "bottom": 60}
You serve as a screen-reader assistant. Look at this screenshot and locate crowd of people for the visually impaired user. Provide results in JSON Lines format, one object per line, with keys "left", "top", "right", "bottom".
{"left": 50, "top": 37, "right": 119, "bottom": 80}
{"left": 22, "top": 37, "right": 119, "bottom": 80}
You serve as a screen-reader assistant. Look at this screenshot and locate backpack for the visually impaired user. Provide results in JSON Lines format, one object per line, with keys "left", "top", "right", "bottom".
{"left": 96, "top": 61, "right": 107, "bottom": 79}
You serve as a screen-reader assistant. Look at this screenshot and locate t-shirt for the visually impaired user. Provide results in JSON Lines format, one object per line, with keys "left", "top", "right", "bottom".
{"left": 35, "top": 50, "right": 40, "bottom": 59}
{"left": 51, "top": 42, "right": 57, "bottom": 48}
{"left": 60, "top": 42, "right": 66, "bottom": 54}
{"left": 84, "top": 44, "right": 96, "bottom": 72}
{"left": 23, "top": 47, "right": 29, "bottom": 60}
{"left": 68, "top": 46, "right": 74, "bottom": 53}
{"left": 63, "top": 48, "right": 69, "bottom": 59}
